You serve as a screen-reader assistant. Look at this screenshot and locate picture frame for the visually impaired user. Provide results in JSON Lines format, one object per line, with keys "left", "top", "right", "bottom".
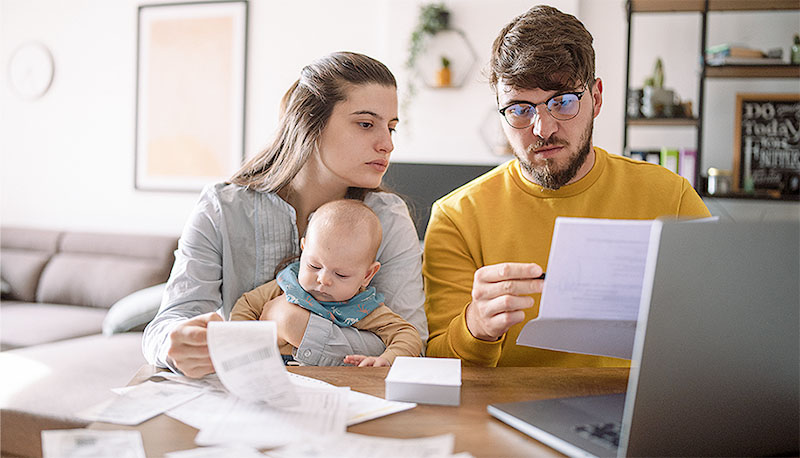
{"left": 733, "top": 93, "right": 800, "bottom": 195}
{"left": 135, "top": 0, "right": 248, "bottom": 192}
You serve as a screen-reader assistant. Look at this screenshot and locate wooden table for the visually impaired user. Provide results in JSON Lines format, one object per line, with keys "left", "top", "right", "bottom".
{"left": 92, "top": 365, "right": 629, "bottom": 457}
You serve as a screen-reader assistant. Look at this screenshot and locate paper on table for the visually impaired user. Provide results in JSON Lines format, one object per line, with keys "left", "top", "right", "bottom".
{"left": 346, "top": 389, "right": 416, "bottom": 426}
{"left": 517, "top": 217, "right": 654, "bottom": 359}
{"left": 286, "top": 372, "right": 416, "bottom": 425}
{"left": 149, "top": 370, "right": 227, "bottom": 393}
{"left": 207, "top": 321, "right": 299, "bottom": 407}
{"left": 164, "top": 444, "right": 265, "bottom": 458}
{"left": 264, "top": 432, "right": 456, "bottom": 458}
{"left": 41, "top": 429, "right": 145, "bottom": 458}
{"left": 77, "top": 380, "right": 204, "bottom": 425}
{"left": 193, "top": 385, "right": 349, "bottom": 449}
{"left": 165, "top": 390, "right": 235, "bottom": 430}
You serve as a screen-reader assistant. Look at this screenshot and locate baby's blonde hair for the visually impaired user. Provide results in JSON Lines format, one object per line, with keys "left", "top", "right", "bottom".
{"left": 306, "top": 199, "right": 382, "bottom": 263}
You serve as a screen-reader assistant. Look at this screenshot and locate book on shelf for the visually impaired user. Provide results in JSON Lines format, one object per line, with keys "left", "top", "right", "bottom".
{"left": 679, "top": 149, "right": 696, "bottom": 188}
{"left": 628, "top": 150, "right": 661, "bottom": 165}
{"left": 660, "top": 148, "right": 679, "bottom": 174}
{"left": 706, "top": 55, "right": 787, "bottom": 66}
{"left": 706, "top": 44, "right": 765, "bottom": 59}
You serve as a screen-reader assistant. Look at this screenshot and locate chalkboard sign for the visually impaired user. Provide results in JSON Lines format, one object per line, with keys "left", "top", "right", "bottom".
{"left": 733, "top": 93, "right": 800, "bottom": 195}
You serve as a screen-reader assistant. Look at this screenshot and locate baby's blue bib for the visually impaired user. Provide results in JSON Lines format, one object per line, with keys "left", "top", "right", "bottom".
{"left": 276, "top": 262, "right": 384, "bottom": 327}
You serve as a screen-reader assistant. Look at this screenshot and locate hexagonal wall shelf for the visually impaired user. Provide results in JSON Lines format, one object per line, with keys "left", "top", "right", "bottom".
{"left": 414, "top": 28, "right": 477, "bottom": 89}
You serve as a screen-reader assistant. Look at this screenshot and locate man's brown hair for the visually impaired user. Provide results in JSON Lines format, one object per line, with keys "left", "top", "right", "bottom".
{"left": 488, "top": 5, "right": 595, "bottom": 93}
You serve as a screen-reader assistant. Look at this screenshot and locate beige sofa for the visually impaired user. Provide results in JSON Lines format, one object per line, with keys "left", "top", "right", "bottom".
{"left": 0, "top": 226, "right": 178, "bottom": 457}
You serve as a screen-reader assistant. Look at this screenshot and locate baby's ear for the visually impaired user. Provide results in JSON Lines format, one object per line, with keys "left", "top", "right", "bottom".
{"left": 362, "top": 261, "right": 381, "bottom": 288}
{"left": 300, "top": 237, "right": 306, "bottom": 250}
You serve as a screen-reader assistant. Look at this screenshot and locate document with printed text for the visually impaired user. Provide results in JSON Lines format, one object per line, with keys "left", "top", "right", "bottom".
{"left": 207, "top": 320, "right": 299, "bottom": 407}
{"left": 517, "top": 217, "right": 654, "bottom": 359}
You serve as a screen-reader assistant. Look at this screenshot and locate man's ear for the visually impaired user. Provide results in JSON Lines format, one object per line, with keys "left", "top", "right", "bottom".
{"left": 361, "top": 261, "right": 381, "bottom": 288}
{"left": 591, "top": 77, "right": 603, "bottom": 119}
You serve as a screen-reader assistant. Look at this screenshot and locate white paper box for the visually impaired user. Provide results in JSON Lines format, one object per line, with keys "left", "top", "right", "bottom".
{"left": 385, "top": 357, "right": 461, "bottom": 406}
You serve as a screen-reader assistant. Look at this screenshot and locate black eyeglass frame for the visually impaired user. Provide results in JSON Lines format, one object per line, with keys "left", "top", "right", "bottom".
{"left": 498, "top": 87, "right": 588, "bottom": 129}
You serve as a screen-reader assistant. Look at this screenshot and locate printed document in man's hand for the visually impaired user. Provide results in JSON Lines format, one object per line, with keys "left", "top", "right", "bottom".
{"left": 517, "top": 217, "right": 654, "bottom": 359}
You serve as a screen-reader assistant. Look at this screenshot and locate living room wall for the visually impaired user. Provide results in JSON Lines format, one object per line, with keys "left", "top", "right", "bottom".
{"left": 1, "top": 0, "right": 796, "bottom": 235}
{"left": 0, "top": 0, "right": 588, "bottom": 235}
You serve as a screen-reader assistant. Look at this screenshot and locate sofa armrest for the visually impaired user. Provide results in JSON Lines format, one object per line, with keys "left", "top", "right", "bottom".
{"left": 102, "top": 283, "right": 165, "bottom": 335}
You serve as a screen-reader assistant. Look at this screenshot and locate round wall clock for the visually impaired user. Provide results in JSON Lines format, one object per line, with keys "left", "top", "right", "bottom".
{"left": 8, "top": 42, "right": 54, "bottom": 99}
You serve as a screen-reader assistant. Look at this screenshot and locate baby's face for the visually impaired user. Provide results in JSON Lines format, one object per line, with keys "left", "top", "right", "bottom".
{"left": 297, "top": 232, "right": 376, "bottom": 303}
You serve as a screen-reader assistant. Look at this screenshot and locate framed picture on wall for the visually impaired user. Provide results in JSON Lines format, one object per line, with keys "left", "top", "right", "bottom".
{"left": 733, "top": 93, "right": 800, "bottom": 196}
{"left": 135, "top": 0, "right": 248, "bottom": 191}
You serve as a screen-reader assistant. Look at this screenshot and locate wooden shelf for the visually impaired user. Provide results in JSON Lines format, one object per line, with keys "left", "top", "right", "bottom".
{"left": 701, "top": 191, "right": 800, "bottom": 201}
{"left": 630, "top": 0, "right": 799, "bottom": 12}
{"left": 626, "top": 117, "right": 699, "bottom": 126}
{"left": 705, "top": 65, "right": 800, "bottom": 78}
{"left": 624, "top": 0, "right": 799, "bottom": 194}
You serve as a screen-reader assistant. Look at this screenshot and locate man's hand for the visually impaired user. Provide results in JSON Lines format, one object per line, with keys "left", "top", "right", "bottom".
{"left": 260, "top": 294, "right": 310, "bottom": 349}
{"left": 344, "top": 354, "right": 391, "bottom": 367}
{"left": 466, "top": 262, "right": 544, "bottom": 341}
{"left": 167, "top": 312, "right": 222, "bottom": 378}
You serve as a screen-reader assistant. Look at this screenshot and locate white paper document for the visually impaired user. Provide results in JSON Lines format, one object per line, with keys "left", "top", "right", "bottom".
{"left": 164, "top": 444, "right": 265, "bottom": 458}
{"left": 41, "top": 429, "right": 146, "bottom": 458}
{"left": 346, "top": 389, "right": 416, "bottom": 426}
{"left": 193, "top": 384, "right": 349, "bottom": 449}
{"left": 517, "top": 217, "right": 654, "bottom": 359}
{"left": 77, "top": 380, "right": 204, "bottom": 425}
{"left": 265, "top": 432, "right": 456, "bottom": 458}
{"left": 207, "top": 321, "right": 299, "bottom": 407}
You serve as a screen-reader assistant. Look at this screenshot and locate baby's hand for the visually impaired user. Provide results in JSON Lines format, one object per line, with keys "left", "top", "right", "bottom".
{"left": 344, "top": 354, "right": 391, "bottom": 367}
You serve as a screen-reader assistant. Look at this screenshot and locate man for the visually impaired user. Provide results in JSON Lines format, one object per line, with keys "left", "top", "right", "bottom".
{"left": 423, "top": 5, "right": 710, "bottom": 367}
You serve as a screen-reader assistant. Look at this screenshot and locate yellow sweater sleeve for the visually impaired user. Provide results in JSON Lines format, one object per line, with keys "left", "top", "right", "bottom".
{"left": 354, "top": 305, "right": 422, "bottom": 364}
{"left": 423, "top": 201, "right": 505, "bottom": 366}
{"left": 229, "top": 280, "right": 283, "bottom": 321}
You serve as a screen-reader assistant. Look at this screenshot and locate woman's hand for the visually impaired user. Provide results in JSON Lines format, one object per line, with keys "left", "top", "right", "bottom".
{"left": 344, "top": 354, "right": 391, "bottom": 367}
{"left": 466, "top": 262, "right": 544, "bottom": 341}
{"left": 260, "top": 294, "right": 310, "bottom": 348}
{"left": 166, "top": 312, "right": 222, "bottom": 378}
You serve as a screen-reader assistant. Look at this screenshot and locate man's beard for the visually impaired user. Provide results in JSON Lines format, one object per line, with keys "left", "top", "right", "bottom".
{"left": 516, "top": 120, "right": 593, "bottom": 190}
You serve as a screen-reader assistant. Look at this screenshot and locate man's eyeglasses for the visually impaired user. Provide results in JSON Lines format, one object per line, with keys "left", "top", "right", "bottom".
{"left": 498, "top": 88, "right": 587, "bottom": 129}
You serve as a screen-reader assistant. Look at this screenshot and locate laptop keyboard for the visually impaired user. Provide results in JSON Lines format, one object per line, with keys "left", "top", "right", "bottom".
{"left": 573, "top": 422, "right": 620, "bottom": 450}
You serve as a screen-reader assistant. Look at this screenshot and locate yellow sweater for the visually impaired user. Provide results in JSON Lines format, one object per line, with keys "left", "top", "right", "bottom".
{"left": 423, "top": 147, "right": 710, "bottom": 367}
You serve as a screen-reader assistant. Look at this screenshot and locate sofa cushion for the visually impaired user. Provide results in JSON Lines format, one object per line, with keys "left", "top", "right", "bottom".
{"left": 1, "top": 227, "right": 61, "bottom": 302}
{"left": 0, "top": 303, "right": 107, "bottom": 350}
{"left": 0, "top": 332, "right": 147, "bottom": 458}
{"left": 102, "top": 282, "right": 166, "bottom": 335}
{"left": 0, "top": 227, "right": 62, "bottom": 252}
{"left": 33, "top": 231, "right": 177, "bottom": 309}
{"left": 1, "top": 251, "right": 52, "bottom": 302}
{"left": 58, "top": 231, "right": 177, "bottom": 263}
{"left": 37, "top": 254, "right": 171, "bottom": 309}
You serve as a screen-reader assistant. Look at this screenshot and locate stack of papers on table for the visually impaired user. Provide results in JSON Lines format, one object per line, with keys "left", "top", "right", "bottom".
{"left": 385, "top": 357, "right": 461, "bottom": 406}
{"left": 76, "top": 321, "right": 417, "bottom": 450}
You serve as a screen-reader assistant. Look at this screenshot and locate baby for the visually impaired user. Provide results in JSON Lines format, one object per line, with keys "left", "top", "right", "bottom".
{"left": 230, "top": 199, "right": 422, "bottom": 366}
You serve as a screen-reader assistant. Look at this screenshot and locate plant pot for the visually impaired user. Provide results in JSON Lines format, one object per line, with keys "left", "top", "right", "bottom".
{"left": 436, "top": 67, "right": 451, "bottom": 87}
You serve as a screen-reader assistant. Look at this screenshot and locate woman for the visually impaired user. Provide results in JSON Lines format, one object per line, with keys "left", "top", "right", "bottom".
{"left": 142, "top": 52, "right": 427, "bottom": 378}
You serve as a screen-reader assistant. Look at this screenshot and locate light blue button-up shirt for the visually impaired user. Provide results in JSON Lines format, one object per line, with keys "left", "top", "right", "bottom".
{"left": 142, "top": 182, "right": 427, "bottom": 368}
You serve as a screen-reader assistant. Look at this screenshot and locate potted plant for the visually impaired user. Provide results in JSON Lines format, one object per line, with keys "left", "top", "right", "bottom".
{"left": 406, "top": 3, "right": 450, "bottom": 70}
{"left": 404, "top": 3, "right": 451, "bottom": 104}
{"left": 436, "top": 56, "right": 451, "bottom": 87}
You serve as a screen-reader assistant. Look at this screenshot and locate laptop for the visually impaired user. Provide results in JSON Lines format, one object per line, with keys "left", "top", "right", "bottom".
{"left": 488, "top": 220, "right": 800, "bottom": 457}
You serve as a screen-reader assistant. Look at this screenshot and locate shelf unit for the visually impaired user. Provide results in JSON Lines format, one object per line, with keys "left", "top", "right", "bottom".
{"left": 622, "top": 0, "right": 800, "bottom": 196}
